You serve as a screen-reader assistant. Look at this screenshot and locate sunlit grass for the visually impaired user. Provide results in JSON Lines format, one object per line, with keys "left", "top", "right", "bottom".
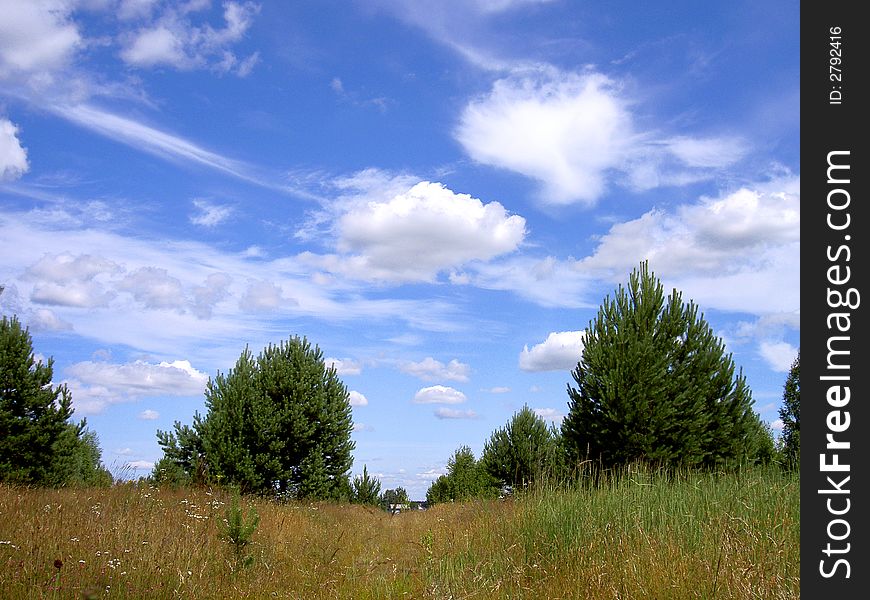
{"left": 0, "top": 466, "right": 798, "bottom": 599}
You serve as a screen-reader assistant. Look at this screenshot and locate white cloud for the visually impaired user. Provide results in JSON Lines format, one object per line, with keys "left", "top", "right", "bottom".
{"left": 238, "top": 279, "right": 289, "bottom": 312}
{"left": 771, "top": 419, "right": 784, "bottom": 432}
{"left": 664, "top": 136, "right": 747, "bottom": 169}
{"left": 0, "top": 119, "right": 29, "bottom": 180}
{"left": 0, "top": 0, "right": 81, "bottom": 81}
{"left": 413, "top": 385, "right": 467, "bottom": 404}
{"left": 434, "top": 407, "right": 478, "bottom": 419}
{"left": 25, "top": 253, "right": 120, "bottom": 283}
{"left": 64, "top": 359, "right": 208, "bottom": 415}
{"left": 456, "top": 68, "right": 749, "bottom": 205}
{"left": 119, "top": 1, "right": 261, "bottom": 76}
{"left": 353, "top": 422, "right": 374, "bottom": 432}
{"left": 326, "top": 357, "right": 363, "bottom": 376}
{"left": 190, "top": 199, "right": 233, "bottom": 227}
{"left": 118, "top": 267, "right": 185, "bottom": 310}
{"left": 459, "top": 255, "right": 594, "bottom": 308}
{"left": 31, "top": 281, "right": 115, "bottom": 307}
{"left": 138, "top": 409, "right": 160, "bottom": 420}
{"left": 519, "top": 330, "right": 585, "bottom": 372}
{"left": 0, "top": 206, "right": 466, "bottom": 361}
{"left": 191, "top": 273, "right": 231, "bottom": 319}
{"left": 302, "top": 176, "right": 526, "bottom": 282}
{"left": 579, "top": 176, "right": 800, "bottom": 315}
{"left": 348, "top": 390, "right": 369, "bottom": 407}
{"left": 28, "top": 308, "right": 73, "bottom": 331}
{"left": 125, "top": 460, "right": 155, "bottom": 470}
{"left": 55, "top": 104, "right": 258, "bottom": 182}
{"left": 416, "top": 468, "right": 445, "bottom": 481}
{"left": 532, "top": 407, "right": 564, "bottom": 422}
{"left": 485, "top": 386, "right": 510, "bottom": 393}
{"left": 458, "top": 69, "right": 633, "bottom": 205}
{"left": 114, "top": 447, "right": 134, "bottom": 455}
{"left": 400, "top": 357, "right": 470, "bottom": 382}
{"left": 759, "top": 341, "right": 798, "bottom": 373}
{"left": 117, "top": 0, "right": 160, "bottom": 21}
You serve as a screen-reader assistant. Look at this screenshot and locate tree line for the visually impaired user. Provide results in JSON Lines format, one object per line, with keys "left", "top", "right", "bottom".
{"left": 1, "top": 263, "right": 800, "bottom": 498}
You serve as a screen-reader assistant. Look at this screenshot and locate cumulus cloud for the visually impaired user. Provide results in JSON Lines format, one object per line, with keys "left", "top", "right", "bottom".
{"left": 191, "top": 273, "right": 231, "bottom": 319}
{"left": 434, "top": 407, "right": 478, "bottom": 419}
{"left": 138, "top": 409, "right": 160, "bottom": 420}
{"left": 579, "top": 176, "right": 800, "bottom": 315}
{"left": 0, "top": 119, "right": 29, "bottom": 180}
{"left": 413, "top": 385, "right": 467, "bottom": 404}
{"left": 759, "top": 341, "right": 798, "bottom": 373}
{"left": 301, "top": 175, "right": 526, "bottom": 282}
{"left": 326, "top": 357, "right": 363, "bottom": 376}
{"left": 239, "top": 279, "right": 289, "bottom": 312}
{"left": 31, "top": 281, "right": 115, "bottom": 308}
{"left": 24, "top": 253, "right": 119, "bottom": 308}
{"left": 348, "top": 390, "right": 369, "bottom": 407}
{"left": 0, "top": 0, "right": 81, "bottom": 82}
{"left": 25, "top": 253, "right": 120, "bottom": 283}
{"left": 190, "top": 199, "right": 233, "bottom": 227}
{"left": 399, "top": 357, "right": 471, "bottom": 382}
{"left": 519, "top": 330, "right": 585, "bottom": 372}
{"left": 65, "top": 359, "right": 208, "bottom": 414}
{"left": 484, "top": 386, "right": 510, "bottom": 393}
{"left": 118, "top": 267, "right": 185, "bottom": 309}
{"left": 119, "top": 1, "right": 261, "bottom": 76}
{"left": 353, "top": 422, "right": 374, "bottom": 432}
{"left": 458, "top": 70, "right": 633, "bottom": 205}
{"left": 456, "top": 68, "right": 747, "bottom": 205}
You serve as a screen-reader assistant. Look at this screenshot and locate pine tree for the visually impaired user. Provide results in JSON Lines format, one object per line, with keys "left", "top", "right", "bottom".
{"left": 561, "top": 262, "right": 768, "bottom": 471}
{"left": 157, "top": 336, "right": 355, "bottom": 498}
{"left": 778, "top": 351, "right": 800, "bottom": 467}
{"left": 1, "top": 315, "right": 107, "bottom": 486}
{"left": 351, "top": 465, "right": 382, "bottom": 505}
{"left": 481, "top": 405, "right": 560, "bottom": 489}
{"left": 425, "top": 446, "right": 498, "bottom": 504}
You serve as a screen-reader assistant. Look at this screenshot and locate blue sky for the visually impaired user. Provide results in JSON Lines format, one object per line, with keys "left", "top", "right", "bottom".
{"left": 0, "top": 0, "right": 799, "bottom": 499}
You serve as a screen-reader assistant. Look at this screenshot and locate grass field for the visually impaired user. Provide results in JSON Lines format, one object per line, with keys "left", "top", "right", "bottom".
{"left": 0, "top": 466, "right": 798, "bottom": 599}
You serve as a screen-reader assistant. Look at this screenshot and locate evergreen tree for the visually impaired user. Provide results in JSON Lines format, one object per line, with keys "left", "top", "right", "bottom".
{"left": 425, "top": 446, "right": 498, "bottom": 505}
{"left": 351, "top": 465, "right": 382, "bottom": 505}
{"left": 481, "top": 405, "right": 561, "bottom": 489}
{"left": 0, "top": 314, "right": 108, "bottom": 486}
{"left": 380, "top": 486, "right": 410, "bottom": 507}
{"left": 157, "top": 336, "right": 355, "bottom": 498}
{"left": 778, "top": 351, "right": 800, "bottom": 467}
{"left": 561, "top": 262, "right": 767, "bottom": 471}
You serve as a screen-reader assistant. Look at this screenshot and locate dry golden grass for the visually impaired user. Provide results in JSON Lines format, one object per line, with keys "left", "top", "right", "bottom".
{"left": 0, "top": 467, "right": 798, "bottom": 599}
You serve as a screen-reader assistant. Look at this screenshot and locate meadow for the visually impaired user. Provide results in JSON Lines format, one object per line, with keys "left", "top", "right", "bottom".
{"left": 0, "top": 466, "right": 799, "bottom": 599}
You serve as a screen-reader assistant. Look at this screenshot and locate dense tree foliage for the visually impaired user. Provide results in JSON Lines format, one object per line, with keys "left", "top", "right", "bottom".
{"left": 351, "top": 465, "right": 382, "bottom": 505}
{"left": 481, "top": 405, "right": 561, "bottom": 489}
{"left": 561, "top": 263, "right": 772, "bottom": 471}
{"left": 426, "top": 446, "right": 498, "bottom": 505}
{"left": 778, "top": 351, "right": 800, "bottom": 467}
{"left": 1, "top": 314, "right": 110, "bottom": 486}
{"left": 380, "top": 486, "right": 410, "bottom": 507}
{"left": 156, "top": 336, "right": 355, "bottom": 499}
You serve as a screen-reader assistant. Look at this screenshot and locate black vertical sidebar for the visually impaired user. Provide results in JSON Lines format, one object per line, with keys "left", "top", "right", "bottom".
{"left": 801, "top": 0, "right": 868, "bottom": 597}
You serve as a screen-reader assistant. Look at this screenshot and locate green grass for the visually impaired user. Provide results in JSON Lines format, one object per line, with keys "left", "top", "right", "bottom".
{"left": 0, "top": 466, "right": 798, "bottom": 599}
